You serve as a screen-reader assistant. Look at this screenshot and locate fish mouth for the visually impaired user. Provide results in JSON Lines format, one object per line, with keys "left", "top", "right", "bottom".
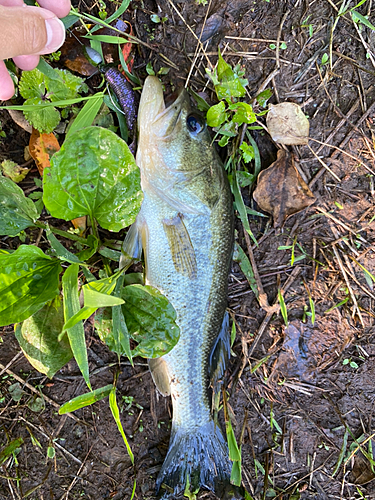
{"left": 137, "top": 76, "right": 189, "bottom": 139}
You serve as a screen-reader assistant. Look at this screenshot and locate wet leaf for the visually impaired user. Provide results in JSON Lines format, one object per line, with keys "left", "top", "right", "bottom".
{"left": 207, "top": 101, "right": 226, "bottom": 127}
{"left": 29, "top": 128, "right": 60, "bottom": 176}
{"left": 0, "top": 175, "right": 39, "bottom": 236}
{"left": 15, "top": 298, "right": 73, "bottom": 379}
{"left": 27, "top": 396, "right": 45, "bottom": 413}
{"left": 253, "top": 149, "right": 315, "bottom": 228}
{"left": 266, "top": 102, "right": 309, "bottom": 145}
{"left": 59, "top": 384, "right": 113, "bottom": 414}
{"left": 0, "top": 246, "right": 62, "bottom": 326}
{"left": 43, "top": 127, "right": 143, "bottom": 232}
{"left": 1, "top": 159, "right": 30, "bottom": 183}
{"left": 8, "top": 383, "right": 24, "bottom": 402}
{"left": 62, "top": 264, "right": 91, "bottom": 390}
{"left": 121, "top": 284, "right": 180, "bottom": 358}
{"left": 59, "top": 32, "right": 97, "bottom": 76}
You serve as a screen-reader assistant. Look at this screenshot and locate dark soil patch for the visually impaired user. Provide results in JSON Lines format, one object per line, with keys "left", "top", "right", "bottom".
{"left": 1, "top": 0, "right": 375, "bottom": 499}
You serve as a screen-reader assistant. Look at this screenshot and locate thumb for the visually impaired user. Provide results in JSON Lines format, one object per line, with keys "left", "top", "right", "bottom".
{"left": 0, "top": 5, "right": 65, "bottom": 60}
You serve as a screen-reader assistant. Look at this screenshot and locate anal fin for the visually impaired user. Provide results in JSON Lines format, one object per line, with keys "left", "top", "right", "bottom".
{"left": 209, "top": 311, "right": 231, "bottom": 413}
{"left": 162, "top": 213, "right": 197, "bottom": 279}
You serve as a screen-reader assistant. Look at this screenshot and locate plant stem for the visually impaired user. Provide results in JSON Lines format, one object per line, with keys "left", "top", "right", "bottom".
{"left": 34, "top": 222, "right": 89, "bottom": 245}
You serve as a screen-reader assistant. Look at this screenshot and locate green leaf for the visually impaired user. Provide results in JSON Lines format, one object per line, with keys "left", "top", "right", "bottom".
{"left": 65, "top": 94, "right": 104, "bottom": 138}
{"left": 62, "top": 264, "right": 91, "bottom": 389}
{"left": 0, "top": 175, "right": 39, "bottom": 236}
{"left": 206, "top": 101, "right": 226, "bottom": 127}
{"left": 46, "top": 228, "right": 83, "bottom": 264}
{"left": 255, "top": 89, "right": 272, "bottom": 107}
{"left": 15, "top": 298, "right": 73, "bottom": 379}
{"left": 59, "top": 384, "right": 113, "bottom": 414}
{"left": 83, "top": 286, "right": 124, "bottom": 308}
{"left": 230, "top": 102, "right": 256, "bottom": 125}
{"left": 61, "top": 14, "right": 78, "bottom": 30}
{"left": 236, "top": 170, "right": 255, "bottom": 188}
{"left": 1, "top": 159, "right": 30, "bottom": 183}
{"left": 234, "top": 244, "right": 258, "bottom": 298}
{"left": 239, "top": 142, "right": 255, "bottom": 163}
{"left": 84, "top": 34, "right": 131, "bottom": 44}
{"left": 351, "top": 10, "right": 375, "bottom": 30}
{"left": 278, "top": 289, "right": 288, "bottom": 326}
{"left": 230, "top": 166, "right": 257, "bottom": 245}
{"left": 121, "top": 284, "right": 180, "bottom": 358}
{"left": 189, "top": 89, "right": 210, "bottom": 112}
{"left": 0, "top": 438, "right": 24, "bottom": 466}
{"left": 109, "top": 387, "right": 134, "bottom": 463}
{"left": 225, "top": 416, "right": 241, "bottom": 462}
{"left": 214, "top": 49, "right": 247, "bottom": 99}
{"left": 0, "top": 246, "right": 62, "bottom": 327}
{"left": 112, "top": 275, "right": 132, "bottom": 360}
{"left": 43, "top": 127, "right": 143, "bottom": 231}
{"left": 22, "top": 97, "right": 61, "bottom": 133}
{"left": 19, "top": 67, "right": 86, "bottom": 133}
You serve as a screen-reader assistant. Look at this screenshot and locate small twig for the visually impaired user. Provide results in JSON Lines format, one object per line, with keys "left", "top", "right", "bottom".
{"left": 307, "top": 144, "right": 342, "bottom": 182}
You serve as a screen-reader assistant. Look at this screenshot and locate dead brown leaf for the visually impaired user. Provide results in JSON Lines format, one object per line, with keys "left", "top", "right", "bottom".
{"left": 267, "top": 102, "right": 309, "bottom": 145}
{"left": 72, "top": 216, "right": 87, "bottom": 236}
{"left": 29, "top": 129, "right": 60, "bottom": 176}
{"left": 253, "top": 149, "right": 316, "bottom": 228}
{"left": 350, "top": 451, "right": 375, "bottom": 484}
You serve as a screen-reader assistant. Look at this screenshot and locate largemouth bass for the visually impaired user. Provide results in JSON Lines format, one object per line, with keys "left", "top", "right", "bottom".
{"left": 123, "top": 76, "right": 240, "bottom": 499}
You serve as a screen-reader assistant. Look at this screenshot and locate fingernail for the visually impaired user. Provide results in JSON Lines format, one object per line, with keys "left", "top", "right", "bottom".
{"left": 43, "top": 17, "right": 66, "bottom": 53}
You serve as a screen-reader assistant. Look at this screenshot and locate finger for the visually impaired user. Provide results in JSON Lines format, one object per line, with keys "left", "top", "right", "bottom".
{"left": 0, "top": 6, "right": 65, "bottom": 60}
{"left": 37, "top": 0, "right": 71, "bottom": 18}
{"left": 13, "top": 54, "right": 40, "bottom": 71}
{"left": 0, "top": 60, "right": 16, "bottom": 101}
{"left": 0, "top": 1, "right": 24, "bottom": 6}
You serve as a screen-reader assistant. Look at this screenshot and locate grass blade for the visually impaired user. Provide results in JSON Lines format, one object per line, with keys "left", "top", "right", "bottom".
{"left": 59, "top": 385, "right": 113, "bottom": 414}
{"left": 62, "top": 264, "right": 91, "bottom": 390}
{"left": 66, "top": 94, "right": 104, "bottom": 139}
{"left": 109, "top": 387, "right": 134, "bottom": 464}
{"left": 278, "top": 289, "right": 288, "bottom": 326}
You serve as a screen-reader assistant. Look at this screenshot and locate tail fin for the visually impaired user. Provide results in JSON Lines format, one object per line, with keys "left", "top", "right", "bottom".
{"left": 156, "top": 420, "right": 243, "bottom": 499}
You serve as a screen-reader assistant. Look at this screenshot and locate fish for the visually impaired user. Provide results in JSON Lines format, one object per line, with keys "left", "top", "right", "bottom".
{"left": 122, "top": 76, "right": 242, "bottom": 499}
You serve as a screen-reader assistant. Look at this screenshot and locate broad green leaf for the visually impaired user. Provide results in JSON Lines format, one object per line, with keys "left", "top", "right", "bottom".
{"left": 22, "top": 96, "right": 61, "bottom": 133}
{"left": 206, "top": 101, "right": 226, "bottom": 127}
{"left": 256, "top": 89, "right": 272, "bottom": 107}
{"left": 59, "top": 384, "right": 113, "bottom": 414}
{"left": 121, "top": 284, "right": 180, "bottom": 358}
{"left": 15, "top": 298, "right": 73, "bottom": 378}
{"left": 62, "top": 264, "right": 91, "bottom": 389}
{"left": 0, "top": 175, "right": 39, "bottom": 236}
{"left": 65, "top": 94, "right": 104, "bottom": 139}
{"left": 0, "top": 246, "right": 62, "bottom": 327}
{"left": 43, "top": 127, "right": 143, "bottom": 231}
{"left": 0, "top": 438, "right": 24, "bottom": 466}
{"left": 109, "top": 387, "right": 134, "bottom": 464}
{"left": 239, "top": 142, "right": 255, "bottom": 163}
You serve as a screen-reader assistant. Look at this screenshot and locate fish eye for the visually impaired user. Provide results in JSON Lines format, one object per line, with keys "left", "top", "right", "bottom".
{"left": 186, "top": 114, "right": 205, "bottom": 135}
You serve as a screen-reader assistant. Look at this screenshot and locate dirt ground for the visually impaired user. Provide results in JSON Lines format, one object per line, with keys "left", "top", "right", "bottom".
{"left": 1, "top": 0, "right": 375, "bottom": 499}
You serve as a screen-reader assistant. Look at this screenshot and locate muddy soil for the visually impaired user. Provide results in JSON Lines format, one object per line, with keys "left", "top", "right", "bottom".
{"left": 1, "top": 0, "right": 375, "bottom": 499}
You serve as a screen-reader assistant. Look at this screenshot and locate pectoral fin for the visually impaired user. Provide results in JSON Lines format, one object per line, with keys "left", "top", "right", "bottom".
{"left": 120, "top": 219, "right": 145, "bottom": 271}
{"left": 162, "top": 214, "right": 197, "bottom": 279}
{"left": 149, "top": 357, "right": 171, "bottom": 396}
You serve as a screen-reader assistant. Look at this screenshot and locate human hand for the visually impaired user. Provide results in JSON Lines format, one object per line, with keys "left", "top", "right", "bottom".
{"left": 0, "top": 0, "right": 71, "bottom": 101}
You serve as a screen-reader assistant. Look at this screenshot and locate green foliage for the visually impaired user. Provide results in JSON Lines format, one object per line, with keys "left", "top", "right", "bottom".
{"left": 0, "top": 438, "right": 24, "bottom": 466}
{"left": 0, "top": 246, "right": 62, "bottom": 326}
{"left": 43, "top": 127, "right": 143, "bottom": 232}
{"left": 19, "top": 67, "right": 87, "bottom": 133}
{"left": 15, "top": 298, "right": 73, "bottom": 378}
{"left": 0, "top": 175, "right": 39, "bottom": 236}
